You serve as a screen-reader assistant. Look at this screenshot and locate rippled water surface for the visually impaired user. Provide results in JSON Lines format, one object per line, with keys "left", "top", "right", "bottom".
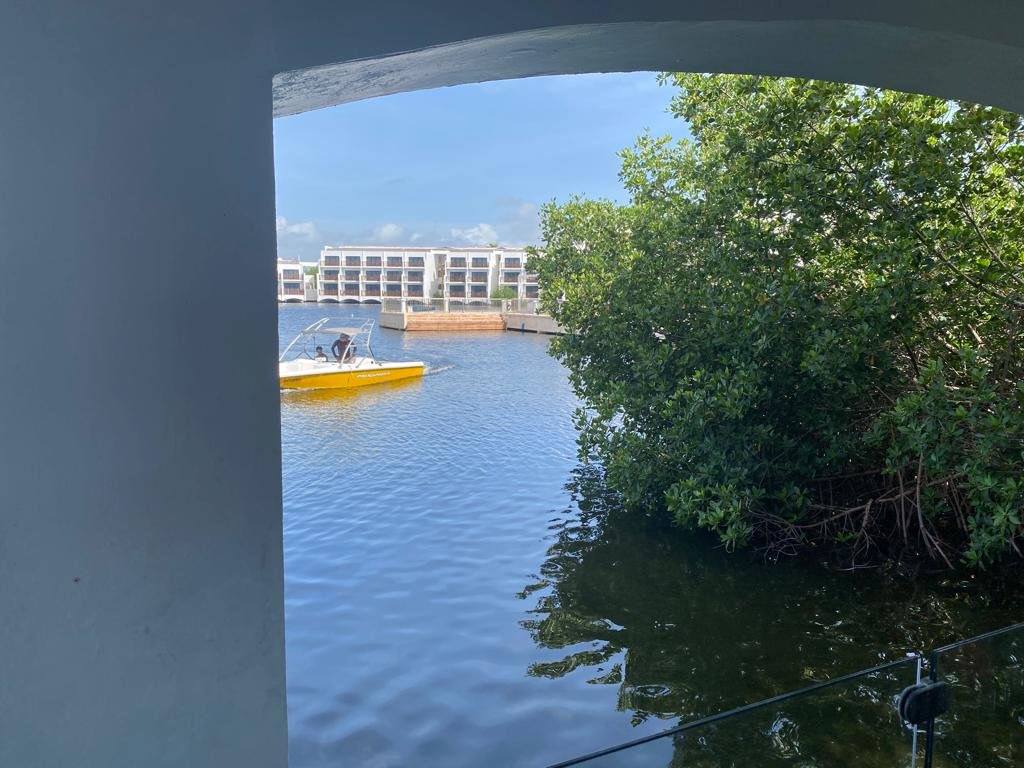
{"left": 280, "top": 304, "right": 1022, "bottom": 768}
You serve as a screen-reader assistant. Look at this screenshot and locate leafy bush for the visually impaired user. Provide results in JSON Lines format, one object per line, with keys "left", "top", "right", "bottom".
{"left": 491, "top": 286, "right": 518, "bottom": 300}
{"left": 530, "top": 75, "right": 1024, "bottom": 567}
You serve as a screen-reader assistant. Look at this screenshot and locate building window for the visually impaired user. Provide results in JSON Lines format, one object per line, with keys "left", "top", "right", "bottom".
{"left": 322, "top": 282, "right": 338, "bottom": 292}
{"left": 365, "top": 270, "right": 381, "bottom": 281}
{"left": 471, "top": 257, "right": 489, "bottom": 268}
{"left": 408, "top": 256, "right": 425, "bottom": 267}
{"left": 344, "top": 256, "right": 360, "bottom": 266}
{"left": 449, "top": 285, "right": 466, "bottom": 296}
{"left": 470, "top": 272, "right": 488, "bottom": 283}
{"left": 470, "top": 285, "right": 487, "bottom": 297}
{"left": 385, "top": 271, "right": 402, "bottom": 282}
{"left": 365, "top": 256, "right": 382, "bottom": 267}
{"left": 450, "top": 257, "right": 467, "bottom": 268}
{"left": 385, "top": 283, "right": 402, "bottom": 296}
{"left": 407, "top": 271, "right": 423, "bottom": 282}
{"left": 504, "top": 258, "right": 522, "bottom": 268}
{"left": 386, "top": 256, "right": 403, "bottom": 267}
{"left": 364, "top": 284, "right": 381, "bottom": 296}
{"left": 526, "top": 286, "right": 539, "bottom": 297}
{"left": 407, "top": 285, "right": 423, "bottom": 297}
{"left": 323, "top": 255, "right": 340, "bottom": 267}
{"left": 448, "top": 271, "right": 466, "bottom": 282}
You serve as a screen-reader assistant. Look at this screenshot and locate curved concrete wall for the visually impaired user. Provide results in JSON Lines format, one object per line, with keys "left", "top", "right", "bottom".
{"left": 270, "top": 1, "right": 1024, "bottom": 115}
{"left": 1, "top": 2, "right": 1022, "bottom": 768}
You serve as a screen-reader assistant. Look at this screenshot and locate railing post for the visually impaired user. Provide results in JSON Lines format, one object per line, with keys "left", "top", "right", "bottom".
{"left": 923, "top": 652, "right": 939, "bottom": 768}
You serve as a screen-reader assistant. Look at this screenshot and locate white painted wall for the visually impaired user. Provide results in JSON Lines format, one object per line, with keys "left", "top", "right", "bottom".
{"left": 0, "top": 3, "right": 286, "bottom": 767}
{"left": 1, "top": 2, "right": 1022, "bottom": 767}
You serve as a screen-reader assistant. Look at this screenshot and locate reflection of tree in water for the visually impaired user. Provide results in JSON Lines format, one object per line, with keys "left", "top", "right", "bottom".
{"left": 521, "top": 466, "right": 1024, "bottom": 767}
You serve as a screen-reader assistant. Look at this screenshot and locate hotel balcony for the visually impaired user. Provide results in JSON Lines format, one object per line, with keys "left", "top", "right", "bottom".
{"left": 344, "top": 257, "right": 361, "bottom": 267}
{"left": 470, "top": 274, "right": 488, "bottom": 283}
{"left": 365, "top": 257, "right": 383, "bottom": 267}
{"left": 342, "top": 285, "right": 359, "bottom": 297}
{"left": 449, "top": 286, "right": 466, "bottom": 297}
{"left": 449, "top": 258, "right": 467, "bottom": 268}
{"left": 525, "top": 286, "right": 539, "bottom": 298}
{"left": 386, "top": 257, "right": 403, "bottom": 267}
{"left": 321, "top": 282, "right": 339, "bottom": 293}
{"left": 407, "top": 258, "right": 425, "bottom": 268}
{"left": 280, "top": 270, "right": 302, "bottom": 280}
{"left": 407, "top": 285, "right": 424, "bottom": 297}
{"left": 385, "top": 271, "right": 402, "bottom": 282}
{"left": 448, "top": 271, "right": 466, "bottom": 282}
{"left": 384, "top": 284, "right": 402, "bottom": 297}
{"left": 501, "top": 272, "right": 520, "bottom": 284}
{"left": 364, "top": 285, "right": 381, "bottom": 296}
{"left": 503, "top": 258, "right": 522, "bottom": 269}
{"left": 322, "top": 256, "right": 341, "bottom": 267}
{"left": 471, "top": 258, "right": 489, "bottom": 268}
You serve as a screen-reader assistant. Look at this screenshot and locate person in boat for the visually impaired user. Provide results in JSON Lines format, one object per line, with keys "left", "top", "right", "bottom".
{"left": 314, "top": 345, "right": 329, "bottom": 362}
{"left": 331, "top": 332, "right": 354, "bottom": 362}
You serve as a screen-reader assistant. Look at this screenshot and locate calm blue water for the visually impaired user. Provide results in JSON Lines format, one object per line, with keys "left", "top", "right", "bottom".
{"left": 279, "top": 304, "right": 1023, "bottom": 768}
{"left": 280, "top": 304, "right": 600, "bottom": 767}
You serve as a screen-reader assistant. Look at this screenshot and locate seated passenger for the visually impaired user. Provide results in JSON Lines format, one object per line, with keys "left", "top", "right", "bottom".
{"left": 314, "top": 345, "right": 329, "bottom": 362}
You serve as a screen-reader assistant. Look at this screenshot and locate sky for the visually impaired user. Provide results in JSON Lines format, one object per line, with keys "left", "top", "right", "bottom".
{"left": 273, "top": 72, "right": 688, "bottom": 261}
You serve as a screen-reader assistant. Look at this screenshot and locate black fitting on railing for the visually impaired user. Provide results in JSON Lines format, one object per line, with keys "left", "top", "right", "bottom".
{"left": 898, "top": 681, "right": 951, "bottom": 726}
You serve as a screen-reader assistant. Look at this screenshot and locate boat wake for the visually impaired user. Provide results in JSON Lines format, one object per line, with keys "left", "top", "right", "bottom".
{"left": 423, "top": 364, "right": 455, "bottom": 377}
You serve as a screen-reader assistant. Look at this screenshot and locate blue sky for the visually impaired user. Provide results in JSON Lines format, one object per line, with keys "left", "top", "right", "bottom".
{"left": 273, "top": 72, "right": 688, "bottom": 261}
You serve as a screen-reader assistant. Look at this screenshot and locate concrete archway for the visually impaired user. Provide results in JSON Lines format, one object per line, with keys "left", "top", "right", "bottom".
{"left": 273, "top": 17, "right": 1024, "bottom": 118}
{"left": 2, "top": 4, "right": 1023, "bottom": 768}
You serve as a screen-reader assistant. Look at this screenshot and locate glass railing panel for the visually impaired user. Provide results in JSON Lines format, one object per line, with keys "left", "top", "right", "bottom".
{"left": 929, "top": 623, "right": 1024, "bottom": 768}
{"left": 549, "top": 658, "right": 919, "bottom": 768}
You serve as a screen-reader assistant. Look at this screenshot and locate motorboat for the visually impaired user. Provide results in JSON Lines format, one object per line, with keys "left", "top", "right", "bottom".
{"left": 279, "top": 318, "right": 424, "bottom": 390}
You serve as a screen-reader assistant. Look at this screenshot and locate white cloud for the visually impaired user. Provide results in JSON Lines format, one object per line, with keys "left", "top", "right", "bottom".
{"left": 275, "top": 216, "right": 319, "bottom": 239}
{"left": 371, "top": 222, "right": 404, "bottom": 243}
{"left": 449, "top": 222, "right": 499, "bottom": 247}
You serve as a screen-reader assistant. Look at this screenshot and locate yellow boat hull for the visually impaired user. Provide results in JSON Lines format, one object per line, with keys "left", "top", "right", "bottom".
{"left": 280, "top": 362, "right": 424, "bottom": 390}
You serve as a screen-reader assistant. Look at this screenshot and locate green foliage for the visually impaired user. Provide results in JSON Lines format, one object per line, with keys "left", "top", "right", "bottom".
{"left": 491, "top": 286, "right": 518, "bottom": 300}
{"left": 531, "top": 74, "right": 1024, "bottom": 567}
{"left": 304, "top": 265, "right": 318, "bottom": 276}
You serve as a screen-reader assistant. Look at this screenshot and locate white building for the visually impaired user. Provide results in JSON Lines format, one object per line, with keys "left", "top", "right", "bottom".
{"left": 316, "top": 245, "right": 537, "bottom": 304}
{"left": 276, "top": 258, "right": 305, "bottom": 302}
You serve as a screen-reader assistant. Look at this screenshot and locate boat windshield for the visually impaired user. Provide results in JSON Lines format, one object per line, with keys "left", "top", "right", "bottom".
{"left": 279, "top": 318, "right": 376, "bottom": 363}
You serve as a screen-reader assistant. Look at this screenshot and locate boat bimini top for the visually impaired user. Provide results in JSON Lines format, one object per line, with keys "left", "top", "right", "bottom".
{"left": 279, "top": 317, "right": 377, "bottom": 366}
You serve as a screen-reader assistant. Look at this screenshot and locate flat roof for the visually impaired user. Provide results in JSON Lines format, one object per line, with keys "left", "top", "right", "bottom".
{"left": 321, "top": 245, "right": 529, "bottom": 252}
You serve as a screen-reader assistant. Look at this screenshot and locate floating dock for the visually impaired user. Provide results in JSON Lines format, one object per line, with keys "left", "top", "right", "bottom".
{"left": 380, "top": 309, "right": 563, "bottom": 334}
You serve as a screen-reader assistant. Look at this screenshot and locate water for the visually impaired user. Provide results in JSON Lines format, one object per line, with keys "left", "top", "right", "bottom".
{"left": 279, "top": 304, "right": 1023, "bottom": 767}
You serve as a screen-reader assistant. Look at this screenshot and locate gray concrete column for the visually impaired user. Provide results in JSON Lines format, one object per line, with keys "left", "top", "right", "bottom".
{"left": 0, "top": 3, "right": 287, "bottom": 766}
